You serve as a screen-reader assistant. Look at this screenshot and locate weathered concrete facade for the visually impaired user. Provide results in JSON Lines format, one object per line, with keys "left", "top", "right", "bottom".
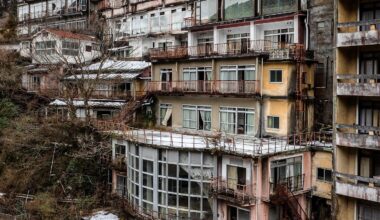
{"left": 335, "top": 0, "right": 380, "bottom": 219}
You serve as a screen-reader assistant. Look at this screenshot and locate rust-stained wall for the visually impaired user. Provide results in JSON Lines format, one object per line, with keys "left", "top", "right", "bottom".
{"left": 309, "top": 0, "right": 334, "bottom": 129}
{"left": 312, "top": 150, "right": 332, "bottom": 199}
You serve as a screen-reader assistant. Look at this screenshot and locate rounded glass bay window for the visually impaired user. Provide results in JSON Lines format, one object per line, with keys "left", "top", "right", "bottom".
{"left": 126, "top": 143, "right": 215, "bottom": 220}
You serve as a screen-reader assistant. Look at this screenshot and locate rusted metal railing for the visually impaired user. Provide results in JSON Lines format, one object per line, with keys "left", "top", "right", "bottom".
{"left": 147, "top": 80, "right": 259, "bottom": 95}
{"left": 210, "top": 177, "right": 255, "bottom": 204}
{"left": 93, "top": 121, "right": 332, "bottom": 156}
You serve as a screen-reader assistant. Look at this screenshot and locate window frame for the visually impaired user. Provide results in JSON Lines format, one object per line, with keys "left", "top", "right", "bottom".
{"left": 269, "top": 69, "right": 283, "bottom": 83}
{"left": 267, "top": 115, "right": 280, "bottom": 129}
{"left": 219, "top": 107, "right": 255, "bottom": 135}
{"left": 182, "top": 105, "right": 212, "bottom": 131}
{"left": 317, "top": 168, "right": 333, "bottom": 182}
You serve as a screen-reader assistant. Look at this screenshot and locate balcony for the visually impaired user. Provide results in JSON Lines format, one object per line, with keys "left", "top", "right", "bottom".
{"left": 148, "top": 41, "right": 312, "bottom": 61}
{"left": 336, "top": 74, "right": 380, "bottom": 97}
{"left": 337, "top": 19, "right": 380, "bottom": 47}
{"left": 270, "top": 174, "right": 305, "bottom": 195}
{"left": 147, "top": 80, "right": 259, "bottom": 96}
{"left": 148, "top": 46, "right": 188, "bottom": 60}
{"left": 336, "top": 172, "right": 380, "bottom": 203}
{"left": 336, "top": 124, "right": 380, "bottom": 150}
{"left": 210, "top": 178, "right": 255, "bottom": 205}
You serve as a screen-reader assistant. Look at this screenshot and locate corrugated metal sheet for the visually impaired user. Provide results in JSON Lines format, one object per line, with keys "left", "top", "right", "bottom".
{"left": 83, "top": 60, "right": 151, "bottom": 71}
{"left": 65, "top": 73, "right": 140, "bottom": 80}
{"left": 49, "top": 99, "right": 126, "bottom": 107}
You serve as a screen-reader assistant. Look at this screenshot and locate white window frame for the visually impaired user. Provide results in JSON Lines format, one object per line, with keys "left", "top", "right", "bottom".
{"left": 267, "top": 115, "right": 280, "bottom": 129}
{"left": 219, "top": 107, "right": 255, "bottom": 135}
{"left": 182, "top": 105, "right": 212, "bottom": 131}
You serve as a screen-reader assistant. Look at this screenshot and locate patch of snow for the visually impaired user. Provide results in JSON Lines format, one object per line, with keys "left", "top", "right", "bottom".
{"left": 83, "top": 211, "right": 119, "bottom": 220}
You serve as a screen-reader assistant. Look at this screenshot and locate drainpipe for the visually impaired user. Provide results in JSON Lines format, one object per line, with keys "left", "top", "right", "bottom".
{"left": 305, "top": 9, "right": 310, "bottom": 50}
{"left": 259, "top": 57, "right": 264, "bottom": 138}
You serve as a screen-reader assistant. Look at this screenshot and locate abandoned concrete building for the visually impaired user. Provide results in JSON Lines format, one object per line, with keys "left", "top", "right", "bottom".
{"left": 334, "top": 0, "right": 380, "bottom": 219}
{"left": 13, "top": 0, "right": 340, "bottom": 219}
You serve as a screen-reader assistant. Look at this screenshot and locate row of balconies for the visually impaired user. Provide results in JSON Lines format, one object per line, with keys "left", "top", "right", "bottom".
{"left": 148, "top": 41, "right": 311, "bottom": 61}
{"left": 146, "top": 80, "right": 259, "bottom": 96}
{"left": 19, "top": 7, "right": 86, "bottom": 22}
{"left": 26, "top": 85, "right": 135, "bottom": 100}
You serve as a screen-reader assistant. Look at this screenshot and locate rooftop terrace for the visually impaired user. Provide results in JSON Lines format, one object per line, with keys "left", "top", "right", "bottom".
{"left": 95, "top": 121, "right": 332, "bottom": 157}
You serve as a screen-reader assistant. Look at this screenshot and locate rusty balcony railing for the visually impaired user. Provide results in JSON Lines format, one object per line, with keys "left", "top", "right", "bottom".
{"left": 270, "top": 174, "right": 305, "bottom": 194}
{"left": 148, "top": 46, "right": 188, "bottom": 59}
{"left": 92, "top": 121, "right": 332, "bottom": 156}
{"left": 210, "top": 177, "right": 255, "bottom": 205}
{"left": 147, "top": 80, "right": 259, "bottom": 95}
{"left": 148, "top": 41, "right": 312, "bottom": 61}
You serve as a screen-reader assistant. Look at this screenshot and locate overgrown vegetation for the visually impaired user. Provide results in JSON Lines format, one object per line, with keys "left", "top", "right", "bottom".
{"left": 0, "top": 50, "right": 117, "bottom": 218}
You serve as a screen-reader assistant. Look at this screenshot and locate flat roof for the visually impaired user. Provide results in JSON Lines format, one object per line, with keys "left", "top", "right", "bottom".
{"left": 106, "top": 127, "right": 332, "bottom": 157}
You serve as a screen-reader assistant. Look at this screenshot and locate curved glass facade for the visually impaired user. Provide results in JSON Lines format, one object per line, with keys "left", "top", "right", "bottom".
{"left": 126, "top": 143, "right": 215, "bottom": 220}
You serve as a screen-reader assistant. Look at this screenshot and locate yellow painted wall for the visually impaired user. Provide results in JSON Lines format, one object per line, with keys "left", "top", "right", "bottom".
{"left": 157, "top": 96, "right": 260, "bottom": 135}
{"left": 337, "top": 196, "right": 356, "bottom": 220}
{"left": 262, "top": 63, "right": 292, "bottom": 97}
{"left": 262, "top": 99, "right": 293, "bottom": 136}
{"left": 312, "top": 151, "right": 333, "bottom": 199}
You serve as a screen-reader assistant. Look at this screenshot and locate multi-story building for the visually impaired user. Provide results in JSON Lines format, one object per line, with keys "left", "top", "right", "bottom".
{"left": 104, "top": 0, "right": 334, "bottom": 219}
{"left": 103, "top": 0, "right": 191, "bottom": 60}
{"left": 335, "top": 0, "right": 380, "bottom": 219}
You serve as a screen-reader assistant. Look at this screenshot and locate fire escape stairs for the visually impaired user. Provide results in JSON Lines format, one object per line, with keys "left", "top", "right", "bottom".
{"left": 272, "top": 183, "right": 309, "bottom": 220}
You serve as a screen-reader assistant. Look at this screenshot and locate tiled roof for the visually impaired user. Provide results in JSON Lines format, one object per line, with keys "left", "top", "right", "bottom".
{"left": 43, "top": 29, "right": 97, "bottom": 41}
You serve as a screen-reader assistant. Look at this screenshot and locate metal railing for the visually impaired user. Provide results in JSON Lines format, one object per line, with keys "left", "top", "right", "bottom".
{"left": 270, "top": 174, "right": 305, "bottom": 193}
{"left": 210, "top": 177, "right": 255, "bottom": 204}
{"left": 93, "top": 121, "right": 332, "bottom": 156}
{"left": 149, "top": 46, "right": 188, "bottom": 59}
{"left": 148, "top": 41, "right": 312, "bottom": 60}
{"left": 147, "top": 80, "right": 259, "bottom": 95}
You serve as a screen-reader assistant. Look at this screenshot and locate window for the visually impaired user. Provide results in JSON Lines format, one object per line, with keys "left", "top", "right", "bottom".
{"left": 29, "top": 75, "right": 41, "bottom": 91}
{"left": 271, "top": 156, "right": 303, "bottom": 192}
{"left": 227, "top": 165, "right": 246, "bottom": 190}
{"left": 358, "top": 201, "right": 380, "bottom": 220}
{"left": 262, "top": 0, "right": 298, "bottom": 15}
{"left": 115, "top": 144, "right": 126, "bottom": 158}
{"left": 160, "top": 104, "right": 172, "bottom": 127}
{"left": 226, "top": 33, "right": 250, "bottom": 54}
{"left": 220, "top": 65, "right": 256, "bottom": 93}
{"left": 183, "top": 105, "right": 211, "bottom": 131}
{"left": 317, "top": 168, "right": 332, "bottom": 182}
{"left": 62, "top": 40, "right": 79, "bottom": 56}
{"left": 35, "top": 40, "right": 56, "bottom": 55}
{"left": 220, "top": 107, "right": 255, "bottom": 135}
{"left": 182, "top": 67, "right": 212, "bottom": 92}
{"left": 264, "top": 28, "right": 294, "bottom": 46}
{"left": 85, "top": 45, "right": 92, "bottom": 52}
{"left": 267, "top": 116, "right": 280, "bottom": 129}
{"left": 116, "top": 175, "right": 127, "bottom": 196}
{"left": 228, "top": 206, "right": 250, "bottom": 220}
{"left": 224, "top": 0, "right": 254, "bottom": 20}
{"left": 269, "top": 70, "right": 283, "bottom": 83}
